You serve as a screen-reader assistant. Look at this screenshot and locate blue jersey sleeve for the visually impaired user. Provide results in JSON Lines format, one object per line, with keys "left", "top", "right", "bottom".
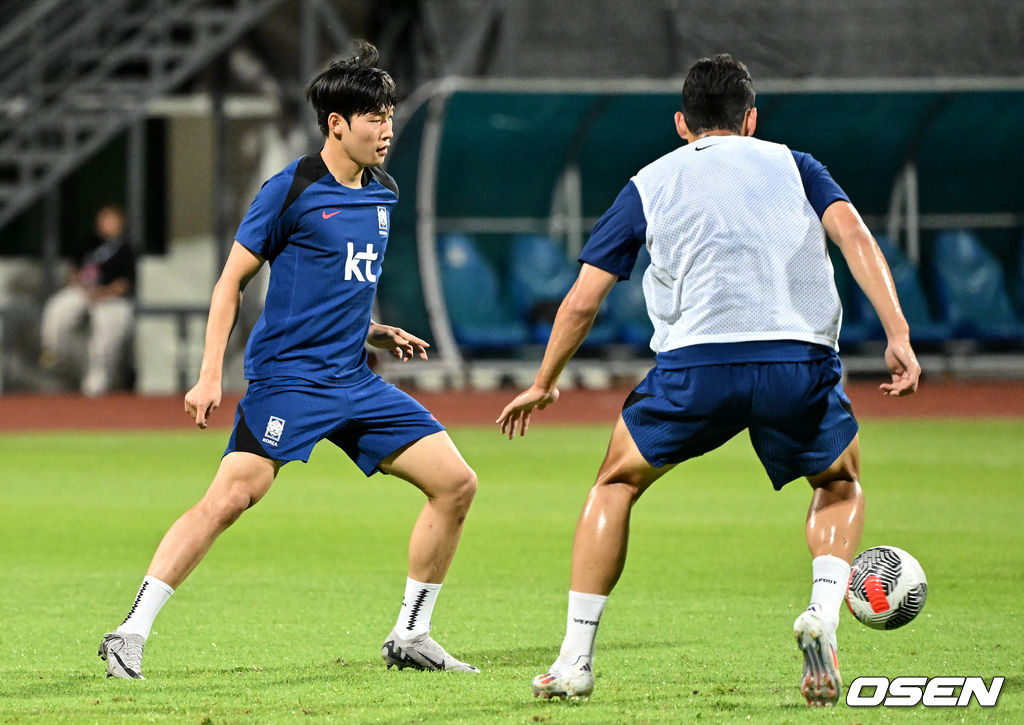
{"left": 791, "top": 151, "right": 850, "bottom": 218}
{"left": 578, "top": 181, "right": 648, "bottom": 280}
{"left": 235, "top": 171, "right": 293, "bottom": 259}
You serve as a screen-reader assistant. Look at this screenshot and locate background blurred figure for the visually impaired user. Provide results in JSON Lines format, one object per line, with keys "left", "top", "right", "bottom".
{"left": 40, "top": 204, "right": 136, "bottom": 395}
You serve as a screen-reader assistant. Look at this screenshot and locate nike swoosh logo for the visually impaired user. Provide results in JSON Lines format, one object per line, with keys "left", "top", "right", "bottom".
{"left": 110, "top": 651, "right": 143, "bottom": 679}
{"left": 694, "top": 144, "right": 712, "bottom": 151}
{"left": 420, "top": 652, "right": 445, "bottom": 670}
{"left": 322, "top": 210, "right": 342, "bottom": 219}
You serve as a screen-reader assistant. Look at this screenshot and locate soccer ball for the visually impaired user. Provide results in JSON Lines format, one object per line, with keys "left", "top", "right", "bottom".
{"left": 846, "top": 546, "right": 928, "bottom": 630}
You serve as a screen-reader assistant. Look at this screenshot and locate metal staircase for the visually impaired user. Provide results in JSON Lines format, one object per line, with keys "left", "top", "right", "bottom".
{"left": 0, "top": 0, "right": 290, "bottom": 232}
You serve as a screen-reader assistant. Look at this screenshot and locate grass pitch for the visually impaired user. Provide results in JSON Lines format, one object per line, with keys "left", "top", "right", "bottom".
{"left": 0, "top": 419, "right": 1021, "bottom": 723}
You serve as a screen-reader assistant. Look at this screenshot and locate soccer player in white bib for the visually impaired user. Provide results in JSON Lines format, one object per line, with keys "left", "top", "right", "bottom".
{"left": 98, "top": 41, "right": 479, "bottom": 680}
{"left": 498, "top": 54, "right": 921, "bottom": 706}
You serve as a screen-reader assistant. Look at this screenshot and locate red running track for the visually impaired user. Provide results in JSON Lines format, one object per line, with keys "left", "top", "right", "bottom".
{"left": 0, "top": 379, "right": 1021, "bottom": 432}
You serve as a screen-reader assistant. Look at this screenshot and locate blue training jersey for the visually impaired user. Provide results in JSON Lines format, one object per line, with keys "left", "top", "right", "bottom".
{"left": 235, "top": 155, "right": 398, "bottom": 385}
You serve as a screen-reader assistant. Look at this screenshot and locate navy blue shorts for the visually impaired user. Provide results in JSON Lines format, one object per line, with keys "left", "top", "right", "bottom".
{"left": 621, "top": 353, "right": 858, "bottom": 489}
{"left": 225, "top": 375, "right": 446, "bottom": 475}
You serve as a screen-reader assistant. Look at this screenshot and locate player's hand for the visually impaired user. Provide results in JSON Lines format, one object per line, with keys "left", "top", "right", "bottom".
{"left": 880, "top": 338, "right": 921, "bottom": 397}
{"left": 184, "top": 378, "right": 222, "bottom": 429}
{"left": 496, "top": 385, "right": 560, "bottom": 439}
{"left": 367, "top": 324, "right": 429, "bottom": 362}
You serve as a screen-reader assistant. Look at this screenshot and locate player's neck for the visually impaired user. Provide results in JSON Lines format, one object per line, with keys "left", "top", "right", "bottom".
{"left": 695, "top": 130, "right": 737, "bottom": 139}
{"left": 687, "top": 130, "right": 743, "bottom": 144}
{"left": 319, "top": 145, "right": 365, "bottom": 189}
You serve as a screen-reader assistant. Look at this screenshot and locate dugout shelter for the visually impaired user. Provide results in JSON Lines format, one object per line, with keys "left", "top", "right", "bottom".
{"left": 376, "top": 77, "right": 1024, "bottom": 386}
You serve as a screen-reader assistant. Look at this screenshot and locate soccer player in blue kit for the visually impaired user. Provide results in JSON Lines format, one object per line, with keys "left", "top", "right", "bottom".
{"left": 498, "top": 54, "right": 921, "bottom": 705}
{"left": 99, "top": 41, "right": 479, "bottom": 679}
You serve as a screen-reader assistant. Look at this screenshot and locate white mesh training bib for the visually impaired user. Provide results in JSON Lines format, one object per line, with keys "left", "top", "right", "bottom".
{"left": 631, "top": 135, "right": 842, "bottom": 352}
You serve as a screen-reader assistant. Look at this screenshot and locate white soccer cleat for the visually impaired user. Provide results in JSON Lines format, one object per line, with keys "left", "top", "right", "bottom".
{"left": 381, "top": 629, "right": 479, "bottom": 672}
{"left": 794, "top": 609, "right": 841, "bottom": 706}
{"left": 531, "top": 655, "right": 595, "bottom": 699}
{"left": 98, "top": 632, "right": 146, "bottom": 679}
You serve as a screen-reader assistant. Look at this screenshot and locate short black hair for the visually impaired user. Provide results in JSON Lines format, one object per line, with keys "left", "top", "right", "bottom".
{"left": 304, "top": 40, "right": 397, "bottom": 135}
{"left": 681, "top": 54, "right": 755, "bottom": 135}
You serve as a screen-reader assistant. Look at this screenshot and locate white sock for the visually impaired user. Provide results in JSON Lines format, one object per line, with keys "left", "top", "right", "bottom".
{"left": 116, "top": 576, "right": 174, "bottom": 640}
{"left": 395, "top": 578, "right": 441, "bottom": 638}
{"left": 807, "top": 555, "right": 851, "bottom": 629}
{"left": 558, "top": 590, "right": 608, "bottom": 663}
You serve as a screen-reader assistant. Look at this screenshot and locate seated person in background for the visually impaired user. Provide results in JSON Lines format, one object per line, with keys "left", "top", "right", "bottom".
{"left": 40, "top": 204, "right": 136, "bottom": 395}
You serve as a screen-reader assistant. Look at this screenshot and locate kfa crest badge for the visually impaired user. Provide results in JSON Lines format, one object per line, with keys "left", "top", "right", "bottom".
{"left": 262, "top": 416, "right": 285, "bottom": 447}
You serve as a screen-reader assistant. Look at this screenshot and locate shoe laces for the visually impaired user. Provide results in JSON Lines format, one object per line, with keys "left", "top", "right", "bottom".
{"left": 108, "top": 633, "right": 144, "bottom": 661}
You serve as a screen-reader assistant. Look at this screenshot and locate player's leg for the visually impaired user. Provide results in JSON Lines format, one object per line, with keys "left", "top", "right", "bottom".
{"left": 533, "top": 416, "right": 673, "bottom": 698}
{"left": 805, "top": 434, "right": 863, "bottom": 563}
{"left": 795, "top": 435, "right": 862, "bottom": 706}
{"left": 377, "top": 431, "right": 480, "bottom": 672}
{"left": 99, "top": 452, "right": 279, "bottom": 679}
{"left": 147, "top": 451, "right": 280, "bottom": 587}
{"left": 380, "top": 431, "right": 477, "bottom": 584}
{"left": 748, "top": 355, "right": 860, "bottom": 706}
{"left": 571, "top": 416, "right": 674, "bottom": 595}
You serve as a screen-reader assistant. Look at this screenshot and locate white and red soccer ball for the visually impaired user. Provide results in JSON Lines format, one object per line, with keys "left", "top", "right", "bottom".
{"left": 846, "top": 546, "right": 928, "bottom": 630}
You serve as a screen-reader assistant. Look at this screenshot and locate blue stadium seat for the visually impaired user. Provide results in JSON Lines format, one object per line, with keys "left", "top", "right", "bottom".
{"left": 508, "top": 234, "right": 617, "bottom": 345}
{"left": 1017, "top": 232, "right": 1024, "bottom": 319}
{"left": 605, "top": 245, "right": 654, "bottom": 348}
{"left": 439, "top": 234, "right": 529, "bottom": 350}
{"left": 829, "top": 247, "right": 872, "bottom": 350}
{"left": 849, "top": 235, "right": 953, "bottom": 345}
{"left": 929, "top": 229, "right": 1024, "bottom": 342}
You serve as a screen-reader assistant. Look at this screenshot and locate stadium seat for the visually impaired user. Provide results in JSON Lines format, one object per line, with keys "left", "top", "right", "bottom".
{"left": 604, "top": 244, "right": 654, "bottom": 348}
{"left": 829, "top": 247, "right": 872, "bottom": 350}
{"left": 439, "top": 234, "right": 529, "bottom": 350}
{"left": 929, "top": 229, "right": 1024, "bottom": 343}
{"left": 508, "top": 234, "right": 618, "bottom": 345}
{"left": 849, "top": 235, "right": 953, "bottom": 345}
{"left": 1017, "top": 231, "right": 1024, "bottom": 319}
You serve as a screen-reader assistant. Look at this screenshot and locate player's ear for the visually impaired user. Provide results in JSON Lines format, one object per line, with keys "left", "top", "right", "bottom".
{"left": 742, "top": 107, "right": 757, "bottom": 136}
{"left": 327, "top": 112, "right": 349, "bottom": 138}
{"left": 675, "top": 111, "right": 693, "bottom": 142}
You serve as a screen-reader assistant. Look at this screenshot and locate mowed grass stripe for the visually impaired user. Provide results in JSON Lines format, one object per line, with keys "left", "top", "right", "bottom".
{"left": 0, "top": 420, "right": 1020, "bottom": 723}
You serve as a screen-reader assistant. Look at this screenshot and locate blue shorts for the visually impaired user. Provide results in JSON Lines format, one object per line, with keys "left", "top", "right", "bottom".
{"left": 621, "top": 349, "right": 858, "bottom": 490}
{"left": 225, "top": 375, "right": 446, "bottom": 475}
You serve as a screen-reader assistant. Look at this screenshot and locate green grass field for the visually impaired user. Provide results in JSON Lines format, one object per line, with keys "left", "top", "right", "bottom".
{"left": 0, "top": 419, "right": 1021, "bottom": 723}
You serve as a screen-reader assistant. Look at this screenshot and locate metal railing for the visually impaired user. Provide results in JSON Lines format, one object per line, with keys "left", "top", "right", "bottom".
{"left": 0, "top": 0, "right": 289, "bottom": 232}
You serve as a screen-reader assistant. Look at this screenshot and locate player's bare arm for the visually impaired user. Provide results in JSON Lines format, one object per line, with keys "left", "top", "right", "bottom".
{"left": 367, "top": 321, "right": 430, "bottom": 362}
{"left": 184, "top": 242, "right": 265, "bottom": 429}
{"left": 822, "top": 201, "right": 921, "bottom": 397}
{"left": 497, "top": 264, "right": 618, "bottom": 438}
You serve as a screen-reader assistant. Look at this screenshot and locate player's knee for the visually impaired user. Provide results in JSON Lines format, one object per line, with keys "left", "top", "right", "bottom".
{"left": 199, "top": 483, "right": 259, "bottom": 529}
{"left": 809, "top": 438, "right": 861, "bottom": 489}
{"left": 590, "top": 475, "right": 645, "bottom": 506}
{"left": 808, "top": 458, "right": 861, "bottom": 495}
{"left": 813, "top": 476, "right": 863, "bottom": 503}
{"left": 450, "top": 466, "right": 478, "bottom": 511}
{"left": 428, "top": 465, "right": 476, "bottom": 520}
{"left": 593, "top": 458, "right": 652, "bottom": 501}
